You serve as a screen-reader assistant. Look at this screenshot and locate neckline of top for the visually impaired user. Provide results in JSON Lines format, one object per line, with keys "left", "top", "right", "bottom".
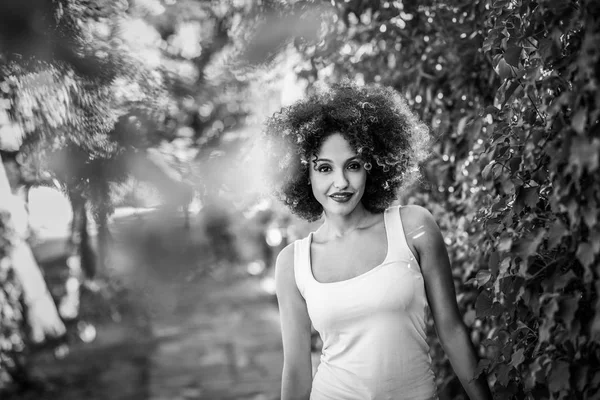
{"left": 306, "top": 210, "right": 391, "bottom": 285}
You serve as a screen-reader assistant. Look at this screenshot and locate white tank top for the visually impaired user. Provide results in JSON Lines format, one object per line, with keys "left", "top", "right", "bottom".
{"left": 294, "top": 206, "right": 438, "bottom": 400}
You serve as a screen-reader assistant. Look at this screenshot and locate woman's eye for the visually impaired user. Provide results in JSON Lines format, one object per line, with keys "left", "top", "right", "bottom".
{"left": 347, "top": 163, "right": 361, "bottom": 170}
{"left": 317, "top": 165, "right": 331, "bottom": 173}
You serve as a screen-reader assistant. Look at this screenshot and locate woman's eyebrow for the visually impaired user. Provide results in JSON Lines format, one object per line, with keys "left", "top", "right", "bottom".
{"left": 314, "top": 156, "right": 360, "bottom": 163}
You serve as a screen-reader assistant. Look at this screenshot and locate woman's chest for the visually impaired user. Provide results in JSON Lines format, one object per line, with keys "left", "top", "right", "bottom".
{"left": 305, "top": 259, "right": 424, "bottom": 331}
{"left": 310, "top": 230, "right": 388, "bottom": 284}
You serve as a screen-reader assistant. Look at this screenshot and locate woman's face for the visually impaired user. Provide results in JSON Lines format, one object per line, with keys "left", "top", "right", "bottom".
{"left": 308, "top": 133, "right": 367, "bottom": 217}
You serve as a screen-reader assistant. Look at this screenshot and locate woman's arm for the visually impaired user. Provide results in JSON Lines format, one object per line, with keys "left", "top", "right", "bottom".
{"left": 275, "top": 243, "right": 313, "bottom": 400}
{"left": 401, "top": 205, "right": 493, "bottom": 400}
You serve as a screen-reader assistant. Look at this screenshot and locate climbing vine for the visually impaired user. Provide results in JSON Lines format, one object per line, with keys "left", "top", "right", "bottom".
{"left": 286, "top": 0, "right": 600, "bottom": 397}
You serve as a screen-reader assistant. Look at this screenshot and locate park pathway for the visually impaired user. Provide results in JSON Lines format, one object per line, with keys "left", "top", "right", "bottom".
{"left": 146, "top": 265, "right": 283, "bottom": 400}
{"left": 25, "top": 210, "right": 285, "bottom": 400}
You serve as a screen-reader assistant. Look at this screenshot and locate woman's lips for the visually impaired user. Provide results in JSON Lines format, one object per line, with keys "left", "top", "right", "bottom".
{"left": 329, "top": 192, "right": 354, "bottom": 202}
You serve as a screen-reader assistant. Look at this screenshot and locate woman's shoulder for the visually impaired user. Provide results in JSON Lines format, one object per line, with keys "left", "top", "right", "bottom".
{"left": 396, "top": 204, "right": 446, "bottom": 263}
{"left": 275, "top": 234, "right": 310, "bottom": 271}
{"left": 397, "top": 203, "right": 433, "bottom": 214}
{"left": 274, "top": 242, "right": 296, "bottom": 292}
{"left": 397, "top": 204, "right": 441, "bottom": 236}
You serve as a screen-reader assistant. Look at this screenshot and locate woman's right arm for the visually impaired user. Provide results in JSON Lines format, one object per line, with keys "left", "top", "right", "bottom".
{"left": 275, "top": 243, "right": 313, "bottom": 400}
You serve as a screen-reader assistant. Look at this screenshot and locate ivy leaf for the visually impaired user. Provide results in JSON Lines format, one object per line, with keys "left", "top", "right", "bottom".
{"left": 582, "top": 199, "right": 598, "bottom": 229}
{"left": 501, "top": 340, "right": 513, "bottom": 360}
{"left": 576, "top": 242, "right": 595, "bottom": 282}
{"left": 539, "top": 298, "right": 558, "bottom": 342}
{"left": 495, "top": 363, "right": 511, "bottom": 386}
{"left": 493, "top": 0, "right": 511, "bottom": 9}
{"left": 548, "top": 219, "right": 567, "bottom": 250}
{"left": 571, "top": 108, "right": 587, "bottom": 134}
{"left": 515, "top": 186, "right": 538, "bottom": 213}
{"left": 538, "top": 38, "right": 554, "bottom": 61}
{"left": 548, "top": 361, "right": 570, "bottom": 393}
{"left": 476, "top": 269, "right": 492, "bottom": 286}
{"left": 516, "top": 229, "right": 546, "bottom": 259}
{"left": 554, "top": 270, "right": 577, "bottom": 292}
{"left": 508, "top": 156, "right": 521, "bottom": 173}
{"left": 502, "top": 80, "right": 522, "bottom": 107}
{"left": 569, "top": 136, "right": 600, "bottom": 174}
{"left": 504, "top": 276, "right": 525, "bottom": 304}
{"left": 484, "top": 105, "right": 500, "bottom": 116}
{"left": 524, "top": 357, "right": 543, "bottom": 390}
{"left": 491, "top": 302, "right": 505, "bottom": 317}
{"left": 498, "top": 233, "right": 512, "bottom": 252}
{"left": 488, "top": 251, "right": 500, "bottom": 275}
{"left": 494, "top": 57, "right": 514, "bottom": 80}
{"left": 476, "top": 290, "right": 494, "bottom": 318}
{"left": 509, "top": 348, "right": 525, "bottom": 368}
{"left": 567, "top": 199, "right": 579, "bottom": 228}
{"left": 523, "top": 187, "right": 539, "bottom": 208}
{"left": 504, "top": 45, "right": 522, "bottom": 67}
{"left": 481, "top": 161, "right": 495, "bottom": 180}
{"left": 475, "top": 359, "right": 491, "bottom": 378}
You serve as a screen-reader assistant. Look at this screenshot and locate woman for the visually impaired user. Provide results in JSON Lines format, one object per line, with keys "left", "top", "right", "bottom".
{"left": 263, "top": 82, "right": 492, "bottom": 400}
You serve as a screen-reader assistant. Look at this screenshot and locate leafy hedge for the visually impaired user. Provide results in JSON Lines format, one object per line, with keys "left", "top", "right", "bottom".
{"left": 288, "top": 0, "right": 600, "bottom": 398}
{"left": 463, "top": 1, "right": 600, "bottom": 398}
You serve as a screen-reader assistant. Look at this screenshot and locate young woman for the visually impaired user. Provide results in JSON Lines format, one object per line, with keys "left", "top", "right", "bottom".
{"left": 262, "top": 82, "right": 492, "bottom": 400}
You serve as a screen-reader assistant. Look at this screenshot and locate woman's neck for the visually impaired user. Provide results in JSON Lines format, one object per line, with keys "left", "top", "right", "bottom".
{"left": 321, "top": 204, "right": 372, "bottom": 239}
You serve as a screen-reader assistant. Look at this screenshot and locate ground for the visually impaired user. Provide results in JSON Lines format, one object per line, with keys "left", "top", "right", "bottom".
{"left": 7, "top": 208, "right": 285, "bottom": 400}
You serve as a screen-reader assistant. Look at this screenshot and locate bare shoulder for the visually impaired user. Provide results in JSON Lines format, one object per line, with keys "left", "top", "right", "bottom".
{"left": 399, "top": 204, "right": 440, "bottom": 235}
{"left": 275, "top": 241, "right": 297, "bottom": 293}
{"left": 398, "top": 204, "right": 445, "bottom": 264}
{"left": 276, "top": 241, "right": 295, "bottom": 269}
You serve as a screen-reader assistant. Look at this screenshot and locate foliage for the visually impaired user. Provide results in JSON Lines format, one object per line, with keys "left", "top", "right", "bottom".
{"left": 0, "top": 0, "right": 166, "bottom": 152}
{"left": 1, "top": 0, "right": 285, "bottom": 205}
{"left": 129, "top": 0, "right": 284, "bottom": 203}
{"left": 0, "top": 0, "right": 169, "bottom": 221}
{"left": 0, "top": 211, "right": 26, "bottom": 389}
{"left": 283, "top": 0, "right": 600, "bottom": 398}
{"left": 0, "top": 0, "right": 166, "bottom": 389}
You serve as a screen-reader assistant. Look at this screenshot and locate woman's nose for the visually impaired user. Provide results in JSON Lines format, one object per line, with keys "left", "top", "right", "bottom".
{"left": 333, "top": 171, "right": 349, "bottom": 189}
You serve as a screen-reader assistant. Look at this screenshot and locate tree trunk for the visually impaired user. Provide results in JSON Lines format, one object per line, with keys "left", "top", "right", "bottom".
{"left": 68, "top": 189, "right": 96, "bottom": 280}
{"left": 0, "top": 154, "right": 66, "bottom": 344}
{"left": 96, "top": 200, "right": 110, "bottom": 275}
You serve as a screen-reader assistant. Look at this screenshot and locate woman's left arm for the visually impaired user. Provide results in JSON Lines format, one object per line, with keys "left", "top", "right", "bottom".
{"left": 401, "top": 205, "right": 493, "bottom": 400}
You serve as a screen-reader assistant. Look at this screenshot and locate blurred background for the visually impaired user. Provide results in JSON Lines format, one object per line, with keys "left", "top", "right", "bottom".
{"left": 0, "top": 0, "right": 598, "bottom": 399}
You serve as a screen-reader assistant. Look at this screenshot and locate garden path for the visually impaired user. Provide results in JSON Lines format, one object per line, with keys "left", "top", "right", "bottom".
{"left": 23, "top": 210, "right": 284, "bottom": 400}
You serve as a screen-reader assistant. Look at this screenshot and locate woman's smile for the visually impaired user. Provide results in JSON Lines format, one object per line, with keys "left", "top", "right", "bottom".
{"left": 329, "top": 191, "right": 354, "bottom": 202}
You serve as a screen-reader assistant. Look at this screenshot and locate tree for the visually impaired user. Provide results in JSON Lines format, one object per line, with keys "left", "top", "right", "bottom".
{"left": 0, "top": 0, "right": 295, "bottom": 389}
{"left": 0, "top": 0, "right": 166, "bottom": 389}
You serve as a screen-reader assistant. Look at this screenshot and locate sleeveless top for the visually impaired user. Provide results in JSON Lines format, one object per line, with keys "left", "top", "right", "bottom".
{"left": 293, "top": 206, "right": 438, "bottom": 400}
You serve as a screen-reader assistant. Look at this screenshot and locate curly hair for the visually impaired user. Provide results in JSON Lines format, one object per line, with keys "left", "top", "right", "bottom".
{"left": 262, "top": 80, "right": 430, "bottom": 222}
